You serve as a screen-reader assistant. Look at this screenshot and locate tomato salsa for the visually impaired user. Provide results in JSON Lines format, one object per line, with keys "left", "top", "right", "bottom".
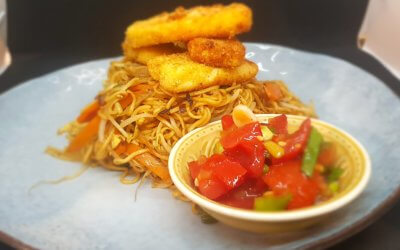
{"left": 188, "top": 107, "right": 342, "bottom": 211}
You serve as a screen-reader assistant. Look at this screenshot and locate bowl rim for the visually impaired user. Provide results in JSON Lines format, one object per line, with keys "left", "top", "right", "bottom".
{"left": 168, "top": 114, "right": 371, "bottom": 222}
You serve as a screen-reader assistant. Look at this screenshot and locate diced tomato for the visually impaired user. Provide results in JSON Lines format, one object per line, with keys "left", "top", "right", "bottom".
{"left": 213, "top": 160, "right": 247, "bottom": 189}
{"left": 271, "top": 118, "right": 312, "bottom": 164}
{"left": 221, "top": 115, "right": 235, "bottom": 130}
{"left": 318, "top": 143, "right": 337, "bottom": 166}
{"left": 262, "top": 160, "right": 322, "bottom": 209}
{"left": 188, "top": 161, "right": 202, "bottom": 180}
{"left": 198, "top": 179, "right": 227, "bottom": 200}
{"left": 200, "top": 154, "right": 247, "bottom": 190}
{"left": 224, "top": 139, "right": 265, "bottom": 178}
{"left": 197, "top": 168, "right": 213, "bottom": 181}
{"left": 220, "top": 122, "right": 265, "bottom": 177}
{"left": 189, "top": 154, "right": 248, "bottom": 200}
{"left": 188, "top": 156, "right": 208, "bottom": 179}
{"left": 220, "top": 122, "right": 262, "bottom": 149}
{"left": 268, "top": 114, "right": 288, "bottom": 135}
{"left": 218, "top": 178, "right": 268, "bottom": 209}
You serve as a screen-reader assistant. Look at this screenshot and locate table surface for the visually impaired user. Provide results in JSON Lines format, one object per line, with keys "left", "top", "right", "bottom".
{"left": 1, "top": 1, "right": 399, "bottom": 249}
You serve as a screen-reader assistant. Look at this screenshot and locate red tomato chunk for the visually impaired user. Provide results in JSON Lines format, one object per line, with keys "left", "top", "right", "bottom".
{"left": 267, "top": 114, "right": 288, "bottom": 134}
{"left": 221, "top": 122, "right": 265, "bottom": 178}
{"left": 189, "top": 154, "right": 247, "bottom": 200}
{"left": 218, "top": 178, "right": 267, "bottom": 209}
{"left": 263, "top": 160, "right": 323, "bottom": 209}
{"left": 271, "top": 118, "right": 311, "bottom": 164}
{"left": 221, "top": 122, "right": 262, "bottom": 149}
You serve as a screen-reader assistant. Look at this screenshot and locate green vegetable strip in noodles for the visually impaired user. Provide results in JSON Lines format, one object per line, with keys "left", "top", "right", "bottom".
{"left": 302, "top": 127, "right": 323, "bottom": 177}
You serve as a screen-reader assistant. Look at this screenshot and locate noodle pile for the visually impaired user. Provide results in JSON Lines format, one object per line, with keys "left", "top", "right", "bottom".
{"left": 47, "top": 60, "right": 315, "bottom": 199}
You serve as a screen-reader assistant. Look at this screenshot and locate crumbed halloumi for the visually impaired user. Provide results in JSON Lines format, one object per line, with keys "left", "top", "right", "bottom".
{"left": 187, "top": 38, "right": 245, "bottom": 68}
{"left": 122, "top": 42, "right": 184, "bottom": 65}
{"left": 147, "top": 53, "right": 258, "bottom": 93}
{"left": 124, "top": 3, "right": 252, "bottom": 48}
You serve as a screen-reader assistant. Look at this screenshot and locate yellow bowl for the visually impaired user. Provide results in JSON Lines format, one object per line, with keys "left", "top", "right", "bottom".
{"left": 168, "top": 114, "right": 371, "bottom": 233}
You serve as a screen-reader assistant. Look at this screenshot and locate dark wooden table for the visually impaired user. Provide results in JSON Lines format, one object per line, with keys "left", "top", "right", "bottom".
{"left": 1, "top": 1, "right": 399, "bottom": 249}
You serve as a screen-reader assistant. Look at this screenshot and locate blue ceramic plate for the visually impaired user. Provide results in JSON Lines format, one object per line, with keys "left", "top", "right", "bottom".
{"left": 1, "top": 43, "right": 399, "bottom": 249}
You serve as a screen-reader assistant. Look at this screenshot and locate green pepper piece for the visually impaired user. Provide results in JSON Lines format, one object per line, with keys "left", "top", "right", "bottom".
{"left": 261, "top": 125, "right": 274, "bottom": 141}
{"left": 214, "top": 141, "right": 224, "bottom": 154}
{"left": 302, "top": 127, "right": 323, "bottom": 177}
{"left": 329, "top": 181, "right": 340, "bottom": 193}
{"left": 254, "top": 194, "right": 292, "bottom": 211}
{"left": 327, "top": 167, "right": 344, "bottom": 182}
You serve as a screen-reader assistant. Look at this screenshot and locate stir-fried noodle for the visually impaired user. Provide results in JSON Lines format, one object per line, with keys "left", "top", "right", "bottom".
{"left": 47, "top": 60, "right": 315, "bottom": 199}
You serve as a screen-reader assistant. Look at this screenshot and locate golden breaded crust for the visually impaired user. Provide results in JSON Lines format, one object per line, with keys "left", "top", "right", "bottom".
{"left": 148, "top": 53, "right": 258, "bottom": 93}
{"left": 125, "top": 3, "right": 252, "bottom": 48}
{"left": 122, "top": 42, "right": 184, "bottom": 65}
{"left": 188, "top": 38, "right": 245, "bottom": 68}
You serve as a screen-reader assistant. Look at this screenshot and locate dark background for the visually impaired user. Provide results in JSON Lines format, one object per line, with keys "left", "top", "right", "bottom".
{"left": 1, "top": 0, "right": 400, "bottom": 249}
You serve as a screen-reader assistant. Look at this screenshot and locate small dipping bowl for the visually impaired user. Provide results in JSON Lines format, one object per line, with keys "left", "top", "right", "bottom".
{"left": 168, "top": 114, "right": 371, "bottom": 233}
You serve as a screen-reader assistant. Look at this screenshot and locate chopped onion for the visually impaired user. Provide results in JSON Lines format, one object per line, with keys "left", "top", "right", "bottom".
{"left": 232, "top": 104, "right": 257, "bottom": 127}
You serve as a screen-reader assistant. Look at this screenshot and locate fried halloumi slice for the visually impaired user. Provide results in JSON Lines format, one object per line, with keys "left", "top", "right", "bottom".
{"left": 124, "top": 3, "right": 252, "bottom": 48}
{"left": 188, "top": 38, "right": 245, "bottom": 68}
{"left": 122, "top": 42, "right": 184, "bottom": 65}
{"left": 148, "top": 53, "right": 258, "bottom": 93}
